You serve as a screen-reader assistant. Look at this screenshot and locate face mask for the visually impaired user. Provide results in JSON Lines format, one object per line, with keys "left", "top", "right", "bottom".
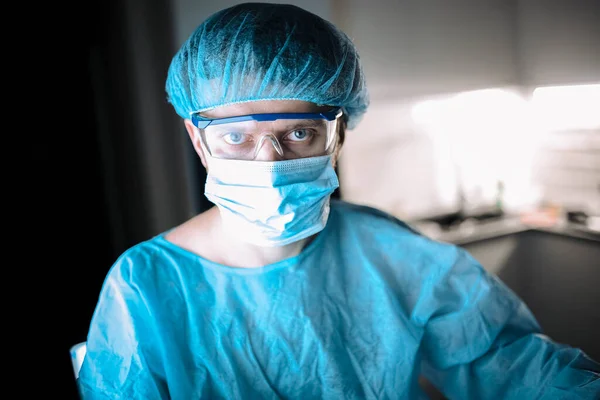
{"left": 203, "top": 154, "right": 340, "bottom": 247}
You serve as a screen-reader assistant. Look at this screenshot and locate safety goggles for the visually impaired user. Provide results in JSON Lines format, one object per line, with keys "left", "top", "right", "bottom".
{"left": 191, "top": 107, "right": 344, "bottom": 160}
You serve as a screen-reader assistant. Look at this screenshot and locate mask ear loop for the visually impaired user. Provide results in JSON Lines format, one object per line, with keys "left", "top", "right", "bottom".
{"left": 254, "top": 134, "right": 285, "bottom": 159}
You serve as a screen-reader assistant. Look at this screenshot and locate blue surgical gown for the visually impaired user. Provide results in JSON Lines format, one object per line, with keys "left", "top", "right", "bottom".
{"left": 77, "top": 200, "right": 599, "bottom": 399}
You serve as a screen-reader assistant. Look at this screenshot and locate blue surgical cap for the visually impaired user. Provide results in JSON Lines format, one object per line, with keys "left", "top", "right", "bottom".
{"left": 165, "top": 2, "right": 369, "bottom": 129}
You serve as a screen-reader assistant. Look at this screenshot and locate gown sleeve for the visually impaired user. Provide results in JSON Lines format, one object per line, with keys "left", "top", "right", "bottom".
{"left": 418, "top": 247, "right": 600, "bottom": 400}
{"left": 77, "top": 254, "right": 169, "bottom": 400}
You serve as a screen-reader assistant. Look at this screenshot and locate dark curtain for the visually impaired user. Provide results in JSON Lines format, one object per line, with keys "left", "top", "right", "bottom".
{"left": 87, "top": 0, "right": 202, "bottom": 259}
{"left": 44, "top": 0, "right": 210, "bottom": 397}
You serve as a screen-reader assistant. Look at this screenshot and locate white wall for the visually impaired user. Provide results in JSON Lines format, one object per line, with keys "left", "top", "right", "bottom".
{"left": 338, "top": 0, "right": 520, "bottom": 100}
{"left": 337, "top": 0, "right": 599, "bottom": 220}
{"left": 516, "top": 0, "right": 600, "bottom": 87}
{"left": 532, "top": 128, "right": 600, "bottom": 215}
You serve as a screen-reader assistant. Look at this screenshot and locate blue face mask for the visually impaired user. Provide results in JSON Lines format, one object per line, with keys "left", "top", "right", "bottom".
{"left": 204, "top": 154, "right": 340, "bottom": 247}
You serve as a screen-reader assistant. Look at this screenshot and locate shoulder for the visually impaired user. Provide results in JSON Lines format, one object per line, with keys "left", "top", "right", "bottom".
{"left": 87, "top": 234, "right": 179, "bottom": 332}
{"left": 329, "top": 199, "right": 426, "bottom": 238}
{"left": 100, "top": 234, "right": 175, "bottom": 296}
{"left": 328, "top": 199, "right": 478, "bottom": 278}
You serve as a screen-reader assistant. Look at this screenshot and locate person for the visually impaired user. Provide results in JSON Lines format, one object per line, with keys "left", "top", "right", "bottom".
{"left": 76, "top": 3, "right": 599, "bottom": 399}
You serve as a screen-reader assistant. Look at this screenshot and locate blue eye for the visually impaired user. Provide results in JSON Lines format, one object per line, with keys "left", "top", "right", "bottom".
{"left": 223, "top": 132, "right": 247, "bottom": 145}
{"left": 287, "top": 129, "right": 311, "bottom": 142}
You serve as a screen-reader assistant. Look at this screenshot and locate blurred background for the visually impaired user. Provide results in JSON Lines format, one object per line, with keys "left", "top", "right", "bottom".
{"left": 55, "top": 0, "right": 599, "bottom": 397}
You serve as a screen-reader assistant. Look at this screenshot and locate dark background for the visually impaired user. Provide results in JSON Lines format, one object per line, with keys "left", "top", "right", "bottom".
{"left": 30, "top": 0, "right": 187, "bottom": 396}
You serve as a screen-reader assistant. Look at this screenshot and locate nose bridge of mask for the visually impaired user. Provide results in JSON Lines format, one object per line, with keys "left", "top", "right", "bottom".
{"left": 205, "top": 154, "right": 336, "bottom": 188}
{"left": 254, "top": 134, "right": 284, "bottom": 158}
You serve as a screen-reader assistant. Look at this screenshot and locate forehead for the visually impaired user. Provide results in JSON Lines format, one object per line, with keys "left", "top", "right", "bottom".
{"left": 200, "top": 100, "right": 330, "bottom": 119}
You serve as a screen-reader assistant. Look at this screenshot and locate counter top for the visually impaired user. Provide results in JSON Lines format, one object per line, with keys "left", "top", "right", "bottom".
{"left": 412, "top": 216, "right": 600, "bottom": 245}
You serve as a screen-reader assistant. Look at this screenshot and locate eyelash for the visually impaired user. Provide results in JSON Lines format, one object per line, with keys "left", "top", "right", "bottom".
{"left": 220, "top": 129, "right": 317, "bottom": 143}
{"left": 285, "top": 129, "right": 314, "bottom": 142}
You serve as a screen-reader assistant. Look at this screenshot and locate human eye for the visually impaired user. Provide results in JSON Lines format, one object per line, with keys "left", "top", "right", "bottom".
{"left": 222, "top": 132, "right": 249, "bottom": 145}
{"left": 285, "top": 129, "right": 313, "bottom": 142}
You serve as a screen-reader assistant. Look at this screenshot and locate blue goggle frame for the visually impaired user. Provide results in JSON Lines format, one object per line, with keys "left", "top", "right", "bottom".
{"left": 191, "top": 107, "right": 344, "bottom": 129}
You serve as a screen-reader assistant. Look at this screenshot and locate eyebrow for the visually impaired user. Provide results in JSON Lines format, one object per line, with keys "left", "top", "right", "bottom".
{"left": 206, "top": 119, "right": 326, "bottom": 133}
{"left": 277, "top": 119, "right": 326, "bottom": 128}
